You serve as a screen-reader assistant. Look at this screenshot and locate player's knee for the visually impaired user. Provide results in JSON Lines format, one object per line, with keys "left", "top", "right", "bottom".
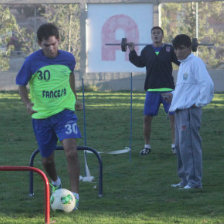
{"left": 42, "top": 157, "right": 54, "bottom": 166}
{"left": 65, "top": 147, "right": 78, "bottom": 160}
{"left": 144, "top": 115, "right": 153, "bottom": 123}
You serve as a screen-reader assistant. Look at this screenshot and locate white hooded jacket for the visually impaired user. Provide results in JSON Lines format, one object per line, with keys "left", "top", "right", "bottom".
{"left": 169, "top": 53, "right": 214, "bottom": 112}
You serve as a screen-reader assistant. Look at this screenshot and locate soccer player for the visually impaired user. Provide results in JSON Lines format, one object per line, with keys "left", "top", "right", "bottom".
{"left": 16, "top": 23, "right": 81, "bottom": 209}
{"left": 168, "top": 34, "right": 214, "bottom": 189}
{"left": 128, "top": 26, "right": 180, "bottom": 155}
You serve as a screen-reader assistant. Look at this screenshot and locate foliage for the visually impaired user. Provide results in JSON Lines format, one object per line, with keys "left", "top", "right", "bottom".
{"left": 0, "top": 5, "right": 16, "bottom": 71}
{"left": 1, "top": 3, "right": 223, "bottom": 71}
{"left": 41, "top": 4, "right": 81, "bottom": 70}
{"left": 0, "top": 91, "right": 224, "bottom": 223}
{"left": 0, "top": 5, "right": 37, "bottom": 71}
{"left": 0, "top": 4, "right": 81, "bottom": 71}
{"left": 161, "top": 2, "right": 224, "bottom": 68}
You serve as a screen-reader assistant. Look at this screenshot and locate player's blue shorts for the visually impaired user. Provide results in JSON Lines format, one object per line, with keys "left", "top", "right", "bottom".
{"left": 32, "top": 109, "right": 81, "bottom": 158}
{"left": 144, "top": 91, "right": 173, "bottom": 116}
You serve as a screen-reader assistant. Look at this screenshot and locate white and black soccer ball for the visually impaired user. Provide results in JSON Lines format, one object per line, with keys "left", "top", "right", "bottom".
{"left": 50, "top": 188, "right": 76, "bottom": 213}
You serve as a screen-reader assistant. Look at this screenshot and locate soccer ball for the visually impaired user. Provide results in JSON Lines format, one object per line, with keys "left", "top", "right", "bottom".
{"left": 50, "top": 188, "right": 76, "bottom": 213}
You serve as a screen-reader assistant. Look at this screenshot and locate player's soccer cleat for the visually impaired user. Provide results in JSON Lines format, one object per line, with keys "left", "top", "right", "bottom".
{"left": 171, "top": 144, "right": 176, "bottom": 154}
{"left": 73, "top": 193, "right": 79, "bottom": 211}
{"left": 140, "top": 147, "right": 151, "bottom": 155}
{"left": 50, "top": 183, "right": 62, "bottom": 193}
{"left": 179, "top": 184, "right": 202, "bottom": 190}
{"left": 181, "top": 184, "right": 192, "bottom": 190}
{"left": 171, "top": 182, "right": 185, "bottom": 188}
{"left": 171, "top": 146, "right": 176, "bottom": 154}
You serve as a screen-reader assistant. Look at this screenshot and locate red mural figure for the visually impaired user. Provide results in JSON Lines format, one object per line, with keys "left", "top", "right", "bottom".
{"left": 102, "top": 14, "right": 139, "bottom": 61}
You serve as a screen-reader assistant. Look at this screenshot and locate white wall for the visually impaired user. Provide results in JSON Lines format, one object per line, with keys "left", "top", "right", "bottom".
{"left": 81, "top": 69, "right": 224, "bottom": 92}
{"left": 0, "top": 70, "right": 223, "bottom": 92}
{"left": 86, "top": 3, "right": 153, "bottom": 72}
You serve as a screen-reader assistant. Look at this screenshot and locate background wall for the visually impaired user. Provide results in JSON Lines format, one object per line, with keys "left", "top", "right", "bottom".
{"left": 86, "top": 3, "right": 153, "bottom": 72}
{"left": 1, "top": 69, "right": 223, "bottom": 92}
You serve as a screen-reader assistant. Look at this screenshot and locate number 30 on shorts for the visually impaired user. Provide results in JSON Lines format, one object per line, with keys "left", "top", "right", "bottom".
{"left": 65, "top": 123, "right": 78, "bottom": 135}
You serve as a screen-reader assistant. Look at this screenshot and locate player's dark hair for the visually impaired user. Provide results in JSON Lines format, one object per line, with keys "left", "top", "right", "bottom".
{"left": 172, "top": 34, "right": 192, "bottom": 49}
{"left": 151, "top": 26, "right": 164, "bottom": 35}
{"left": 37, "top": 23, "right": 59, "bottom": 42}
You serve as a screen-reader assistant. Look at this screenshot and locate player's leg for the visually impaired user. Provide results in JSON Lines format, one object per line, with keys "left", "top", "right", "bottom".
{"left": 63, "top": 140, "right": 80, "bottom": 210}
{"left": 140, "top": 92, "right": 160, "bottom": 155}
{"left": 171, "top": 110, "right": 187, "bottom": 188}
{"left": 176, "top": 108, "right": 202, "bottom": 190}
{"left": 55, "top": 109, "right": 81, "bottom": 208}
{"left": 169, "top": 114, "right": 176, "bottom": 153}
{"left": 54, "top": 109, "right": 81, "bottom": 192}
{"left": 32, "top": 118, "right": 61, "bottom": 189}
{"left": 162, "top": 92, "right": 176, "bottom": 153}
{"left": 62, "top": 138, "right": 80, "bottom": 193}
{"left": 42, "top": 152, "right": 57, "bottom": 181}
{"left": 183, "top": 107, "right": 202, "bottom": 189}
{"left": 143, "top": 114, "right": 153, "bottom": 147}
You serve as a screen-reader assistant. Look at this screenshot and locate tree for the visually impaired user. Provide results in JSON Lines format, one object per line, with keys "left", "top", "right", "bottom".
{"left": 0, "top": 5, "right": 37, "bottom": 71}
{"left": 0, "top": 4, "right": 81, "bottom": 71}
{"left": 0, "top": 5, "right": 18, "bottom": 71}
{"left": 42, "top": 4, "right": 81, "bottom": 70}
{"left": 161, "top": 2, "right": 224, "bottom": 68}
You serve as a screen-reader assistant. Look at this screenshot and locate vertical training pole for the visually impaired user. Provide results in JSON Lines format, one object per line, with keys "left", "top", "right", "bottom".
{"left": 82, "top": 78, "right": 87, "bottom": 146}
{"left": 82, "top": 78, "right": 90, "bottom": 178}
{"left": 129, "top": 72, "right": 133, "bottom": 161}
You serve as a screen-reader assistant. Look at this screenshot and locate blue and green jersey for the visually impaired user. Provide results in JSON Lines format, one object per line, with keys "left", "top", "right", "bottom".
{"left": 16, "top": 50, "right": 76, "bottom": 119}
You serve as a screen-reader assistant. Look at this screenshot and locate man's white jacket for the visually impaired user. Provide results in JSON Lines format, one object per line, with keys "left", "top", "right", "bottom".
{"left": 169, "top": 53, "right": 214, "bottom": 112}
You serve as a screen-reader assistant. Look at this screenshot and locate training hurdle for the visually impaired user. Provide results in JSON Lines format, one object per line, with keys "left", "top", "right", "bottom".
{"left": 29, "top": 145, "right": 103, "bottom": 197}
{"left": 0, "top": 166, "right": 50, "bottom": 224}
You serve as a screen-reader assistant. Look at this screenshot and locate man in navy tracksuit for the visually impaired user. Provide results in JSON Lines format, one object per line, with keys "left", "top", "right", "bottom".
{"left": 128, "top": 26, "right": 180, "bottom": 155}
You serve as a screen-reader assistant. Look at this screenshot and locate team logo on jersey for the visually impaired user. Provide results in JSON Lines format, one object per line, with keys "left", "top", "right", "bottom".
{"left": 42, "top": 88, "right": 67, "bottom": 98}
{"left": 183, "top": 73, "right": 188, "bottom": 80}
{"left": 166, "top": 46, "right": 171, "bottom": 52}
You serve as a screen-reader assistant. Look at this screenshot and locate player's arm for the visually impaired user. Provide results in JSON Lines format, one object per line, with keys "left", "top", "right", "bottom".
{"left": 128, "top": 43, "right": 146, "bottom": 67}
{"left": 18, "top": 85, "right": 37, "bottom": 115}
{"left": 194, "top": 60, "right": 214, "bottom": 107}
{"left": 69, "top": 73, "right": 83, "bottom": 111}
{"left": 128, "top": 42, "right": 135, "bottom": 52}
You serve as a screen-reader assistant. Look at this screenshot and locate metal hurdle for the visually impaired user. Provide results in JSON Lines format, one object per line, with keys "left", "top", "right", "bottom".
{"left": 29, "top": 145, "right": 103, "bottom": 197}
{"left": 0, "top": 166, "right": 50, "bottom": 224}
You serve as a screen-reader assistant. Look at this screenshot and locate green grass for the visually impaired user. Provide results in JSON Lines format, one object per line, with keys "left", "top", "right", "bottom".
{"left": 0, "top": 91, "right": 223, "bottom": 224}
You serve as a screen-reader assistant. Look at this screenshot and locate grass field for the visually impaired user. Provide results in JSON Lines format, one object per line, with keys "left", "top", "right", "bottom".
{"left": 0, "top": 91, "right": 223, "bottom": 224}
